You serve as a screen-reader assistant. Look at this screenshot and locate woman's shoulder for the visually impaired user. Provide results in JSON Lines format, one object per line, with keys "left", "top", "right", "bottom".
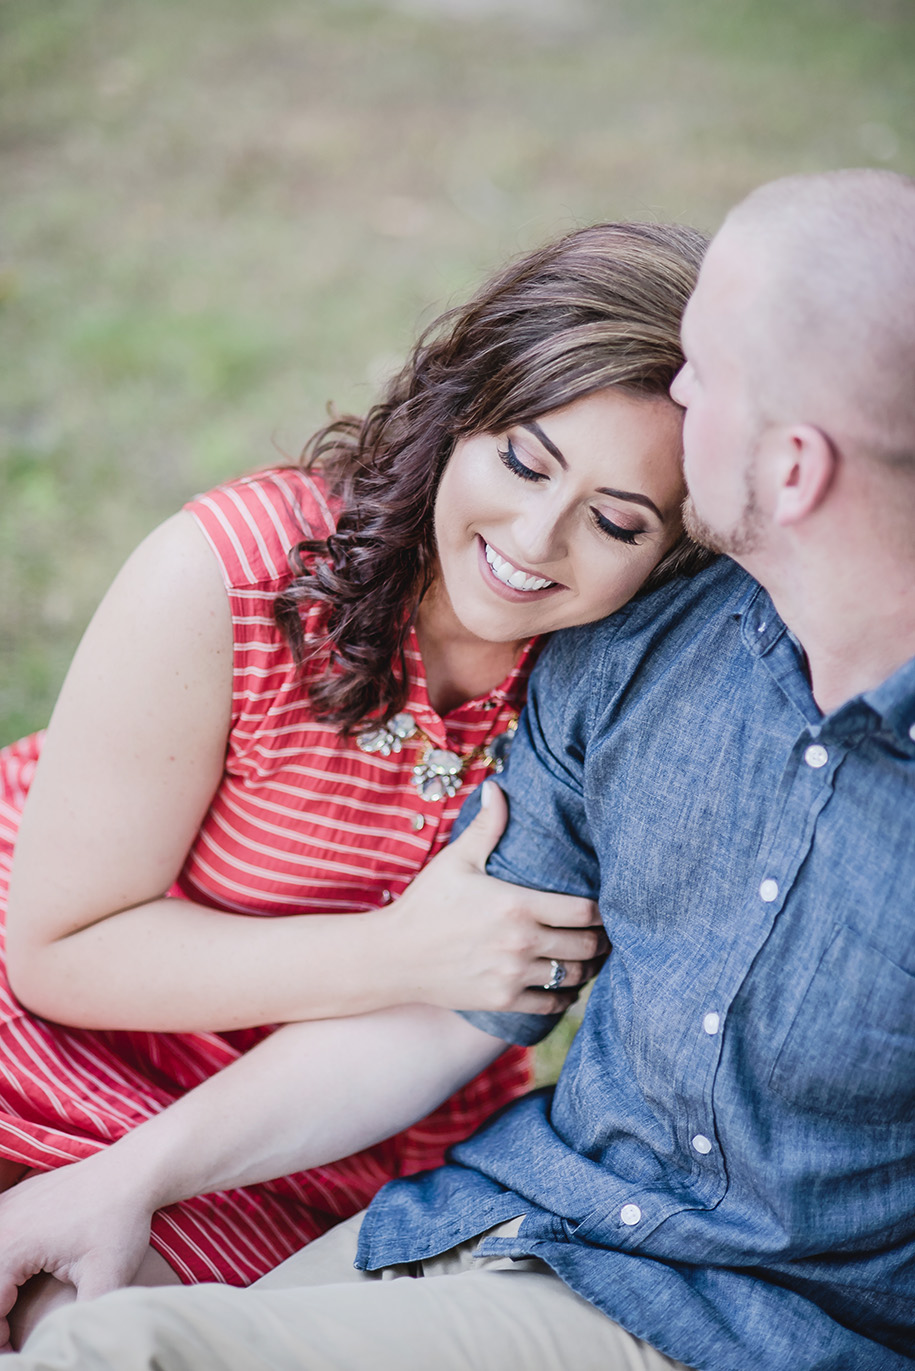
{"left": 184, "top": 466, "right": 338, "bottom": 591}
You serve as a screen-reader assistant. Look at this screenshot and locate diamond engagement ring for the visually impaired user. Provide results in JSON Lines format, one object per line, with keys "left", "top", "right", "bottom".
{"left": 543, "top": 959, "right": 567, "bottom": 992}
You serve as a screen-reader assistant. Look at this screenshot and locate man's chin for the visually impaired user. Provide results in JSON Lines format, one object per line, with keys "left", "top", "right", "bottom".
{"left": 682, "top": 498, "right": 726, "bottom": 554}
{"left": 683, "top": 495, "right": 763, "bottom": 559}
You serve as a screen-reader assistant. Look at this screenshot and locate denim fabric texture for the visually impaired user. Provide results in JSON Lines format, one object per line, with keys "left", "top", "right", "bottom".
{"left": 358, "top": 558, "right": 915, "bottom": 1371}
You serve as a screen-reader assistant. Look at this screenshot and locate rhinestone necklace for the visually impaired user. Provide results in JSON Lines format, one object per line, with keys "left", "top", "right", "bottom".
{"left": 356, "top": 711, "right": 518, "bottom": 802}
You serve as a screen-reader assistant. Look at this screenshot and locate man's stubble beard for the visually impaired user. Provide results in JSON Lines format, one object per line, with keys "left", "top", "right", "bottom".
{"left": 682, "top": 453, "right": 764, "bottom": 559}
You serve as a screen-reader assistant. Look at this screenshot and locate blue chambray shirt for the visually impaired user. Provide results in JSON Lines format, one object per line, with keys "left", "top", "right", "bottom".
{"left": 357, "top": 559, "right": 915, "bottom": 1371}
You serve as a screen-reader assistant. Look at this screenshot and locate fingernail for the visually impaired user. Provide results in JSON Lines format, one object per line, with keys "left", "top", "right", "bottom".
{"left": 481, "top": 780, "right": 493, "bottom": 808}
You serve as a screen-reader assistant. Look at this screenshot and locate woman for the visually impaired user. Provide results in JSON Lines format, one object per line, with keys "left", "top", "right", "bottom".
{"left": 0, "top": 221, "right": 709, "bottom": 1331}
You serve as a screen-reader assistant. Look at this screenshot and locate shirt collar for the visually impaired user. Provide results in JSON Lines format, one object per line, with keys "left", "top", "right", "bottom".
{"left": 861, "top": 653, "right": 915, "bottom": 754}
{"left": 739, "top": 582, "right": 915, "bottom": 751}
{"left": 738, "top": 583, "right": 790, "bottom": 658}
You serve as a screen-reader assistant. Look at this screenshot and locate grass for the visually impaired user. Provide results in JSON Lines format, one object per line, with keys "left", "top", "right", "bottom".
{"left": 2, "top": 0, "right": 913, "bottom": 739}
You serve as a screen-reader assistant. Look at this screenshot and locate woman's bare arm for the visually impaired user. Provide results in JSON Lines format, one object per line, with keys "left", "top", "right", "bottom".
{"left": 6, "top": 514, "right": 604, "bottom": 1032}
{"left": 0, "top": 1007, "right": 508, "bottom": 1347}
{"left": 104, "top": 1006, "right": 506, "bottom": 1207}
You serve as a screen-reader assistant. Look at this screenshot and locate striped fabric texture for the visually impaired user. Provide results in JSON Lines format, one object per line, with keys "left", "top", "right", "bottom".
{"left": 0, "top": 468, "right": 534, "bottom": 1285}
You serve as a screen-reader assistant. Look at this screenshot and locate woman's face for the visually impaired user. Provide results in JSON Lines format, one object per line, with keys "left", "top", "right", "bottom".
{"left": 433, "top": 387, "right": 687, "bottom": 645}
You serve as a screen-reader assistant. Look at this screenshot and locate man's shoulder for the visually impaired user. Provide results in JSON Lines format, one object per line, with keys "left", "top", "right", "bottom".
{"left": 546, "top": 557, "right": 755, "bottom": 681}
{"left": 617, "top": 555, "right": 752, "bottom": 637}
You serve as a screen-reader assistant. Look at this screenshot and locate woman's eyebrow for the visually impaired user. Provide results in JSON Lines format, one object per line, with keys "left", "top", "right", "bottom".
{"left": 523, "top": 421, "right": 568, "bottom": 468}
{"left": 524, "top": 421, "right": 663, "bottom": 522}
{"left": 596, "top": 487, "right": 663, "bottom": 521}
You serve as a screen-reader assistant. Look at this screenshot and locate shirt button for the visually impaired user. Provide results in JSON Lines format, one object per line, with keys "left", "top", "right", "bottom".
{"left": 380, "top": 890, "right": 393, "bottom": 904}
{"left": 804, "top": 744, "right": 828, "bottom": 769}
{"left": 620, "top": 1204, "right": 642, "bottom": 1226}
{"left": 909, "top": 723, "right": 915, "bottom": 742}
{"left": 759, "top": 878, "right": 779, "bottom": 902}
{"left": 703, "top": 1012, "right": 720, "bottom": 1035}
{"left": 410, "top": 814, "right": 425, "bottom": 832}
{"left": 692, "top": 1134, "right": 713, "bottom": 1155}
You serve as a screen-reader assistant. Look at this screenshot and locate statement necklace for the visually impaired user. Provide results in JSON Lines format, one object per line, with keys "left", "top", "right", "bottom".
{"left": 356, "top": 711, "right": 518, "bottom": 802}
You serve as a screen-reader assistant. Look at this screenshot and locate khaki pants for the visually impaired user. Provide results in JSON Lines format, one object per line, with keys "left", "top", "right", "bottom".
{"left": 15, "top": 1212, "right": 689, "bottom": 1371}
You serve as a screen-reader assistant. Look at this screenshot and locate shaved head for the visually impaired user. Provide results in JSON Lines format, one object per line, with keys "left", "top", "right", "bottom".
{"left": 719, "top": 169, "right": 915, "bottom": 470}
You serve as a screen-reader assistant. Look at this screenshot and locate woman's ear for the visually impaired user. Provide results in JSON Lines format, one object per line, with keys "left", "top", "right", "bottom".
{"left": 772, "top": 424, "right": 838, "bottom": 527}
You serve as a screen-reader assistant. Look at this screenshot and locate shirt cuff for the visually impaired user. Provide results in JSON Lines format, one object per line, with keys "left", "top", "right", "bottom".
{"left": 455, "top": 1007, "right": 564, "bottom": 1045}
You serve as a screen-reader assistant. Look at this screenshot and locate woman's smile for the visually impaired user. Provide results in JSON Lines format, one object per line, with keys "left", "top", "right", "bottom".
{"left": 479, "top": 537, "right": 560, "bottom": 597}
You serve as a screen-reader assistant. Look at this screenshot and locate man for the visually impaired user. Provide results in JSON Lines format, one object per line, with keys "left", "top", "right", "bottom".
{"left": 8, "top": 168, "right": 915, "bottom": 1370}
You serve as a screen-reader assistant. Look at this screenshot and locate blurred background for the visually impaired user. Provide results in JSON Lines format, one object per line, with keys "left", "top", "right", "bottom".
{"left": 2, "top": 0, "right": 913, "bottom": 743}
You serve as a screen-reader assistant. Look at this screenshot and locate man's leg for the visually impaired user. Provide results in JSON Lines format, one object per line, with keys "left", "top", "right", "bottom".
{"left": 12, "top": 1214, "right": 688, "bottom": 1371}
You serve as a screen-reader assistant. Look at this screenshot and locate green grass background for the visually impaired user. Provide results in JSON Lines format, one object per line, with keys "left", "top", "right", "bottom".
{"left": 2, "top": 0, "right": 913, "bottom": 1074}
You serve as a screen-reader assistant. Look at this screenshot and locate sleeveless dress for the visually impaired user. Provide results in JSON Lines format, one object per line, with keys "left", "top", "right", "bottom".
{"left": 0, "top": 467, "right": 534, "bottom": 1285}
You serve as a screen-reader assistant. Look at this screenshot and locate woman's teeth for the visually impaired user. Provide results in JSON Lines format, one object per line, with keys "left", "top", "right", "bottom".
{"left": 484, "top": 543, "right": 554, "bottom": 593}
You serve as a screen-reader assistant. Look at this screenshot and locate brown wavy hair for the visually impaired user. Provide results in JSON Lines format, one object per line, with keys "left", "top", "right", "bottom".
{"left": 275, "top": 221, "right": 712, "bottom": 731}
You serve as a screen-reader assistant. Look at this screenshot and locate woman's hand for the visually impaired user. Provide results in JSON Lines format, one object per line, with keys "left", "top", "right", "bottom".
{"left": 388, "top": 781, "right": 607, "bottom": 1014}
{"left": 0, "top": 1154, "right": 154, "bottom": 1352}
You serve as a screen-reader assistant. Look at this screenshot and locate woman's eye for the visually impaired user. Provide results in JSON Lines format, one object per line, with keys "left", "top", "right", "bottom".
{"left": 592, "top": 508, "right": 642, "bottom": 545}
{"left": 498, "top": 438, "right": 545, "bottom": 483}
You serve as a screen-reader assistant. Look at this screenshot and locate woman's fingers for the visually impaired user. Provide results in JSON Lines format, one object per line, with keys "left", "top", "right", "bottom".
{"left": 537, "top": 925, "right": 608, "bottom": 964}
{"left": 501, "top": 986, "right": 581, "bottom": 1015}
{"left": 530, "top": 955, "right": 605, "bottom": 992}
{"left": 524, "top": 890, "right": 603, "bottom": 930}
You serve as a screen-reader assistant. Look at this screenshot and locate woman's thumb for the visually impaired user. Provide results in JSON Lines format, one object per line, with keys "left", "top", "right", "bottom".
{"left": 454, "top": 780, "right": 509, "bottom": 867}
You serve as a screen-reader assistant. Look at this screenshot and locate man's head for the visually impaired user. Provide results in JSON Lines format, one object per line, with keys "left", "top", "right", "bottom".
{"left": 672, "top": 169, "right": 915, "bottom": 561}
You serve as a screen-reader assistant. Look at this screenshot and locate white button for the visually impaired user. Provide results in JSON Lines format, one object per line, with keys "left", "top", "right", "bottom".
{"left": 620, "top": 1204, "right": 642, "bottom": 1226}
{"left": 909, "top": 723, "right": 915, "bottom": 742}
{"left": 692, "top": 1134, "right": 713, "bottom": 1154}
{"left": 410, "top": 814, "right": 425, "bottom": 832}
{"left": 381, "top": 890, "right": 393, "bottom": 904}
{"left": 757, "top": 622, "right": 767, "bottom": 633}
{"left": 804, "top": 744, "right": 828, "bottom": 769}
{"left": 759, "top": 878, "right": 779, "bottom": 902}
{"left": 703, "top": 1012, "right": 720, "bottom": 1036}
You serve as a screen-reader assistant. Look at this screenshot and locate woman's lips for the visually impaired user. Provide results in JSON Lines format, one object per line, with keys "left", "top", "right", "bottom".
{"left": 476, "top": 537, "right": 562, "bottom": 601}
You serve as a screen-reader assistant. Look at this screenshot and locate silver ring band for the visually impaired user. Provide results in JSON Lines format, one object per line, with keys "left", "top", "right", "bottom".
{"left": 543, "top": 958, "right": 567, "bottom": 992}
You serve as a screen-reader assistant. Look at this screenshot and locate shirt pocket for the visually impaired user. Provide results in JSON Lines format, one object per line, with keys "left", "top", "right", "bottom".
{"left": 768, "top": 924, "right": 915, "bottom": 1125}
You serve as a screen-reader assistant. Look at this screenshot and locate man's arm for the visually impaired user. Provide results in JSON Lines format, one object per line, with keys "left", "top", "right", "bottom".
{"left": 457, "top": 623, "right": 603, "bottom": 1044}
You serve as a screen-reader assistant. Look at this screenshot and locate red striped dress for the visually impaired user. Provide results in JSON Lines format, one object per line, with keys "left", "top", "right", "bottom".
{"left": 0, "top": 467, "right": 535, "bottom": 1285}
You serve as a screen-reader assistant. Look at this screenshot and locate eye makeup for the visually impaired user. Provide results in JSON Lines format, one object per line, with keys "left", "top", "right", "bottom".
{"left": 497, "top": 439, "right": 545, "bottom": 483}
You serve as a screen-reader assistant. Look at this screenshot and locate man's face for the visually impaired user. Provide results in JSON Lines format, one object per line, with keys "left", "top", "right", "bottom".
{"left": 669, "top": 231, "right": 766, "bottom": 558}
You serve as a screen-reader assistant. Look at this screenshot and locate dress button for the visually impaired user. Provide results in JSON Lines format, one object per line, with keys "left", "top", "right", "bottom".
{"left": 620, "top": 1204, "right": 642, "bottom": 1226}
{"left": 702, "top": 1012, "right": 720, "bottom": 1036}
{"left": 759, "top": 878, "right": 779, "bottom": 902}
{"left": 691, "top": 1134, "right": 713, "bottom": 1155}
{"left": 804, "top": 744, "right": 828, "bottom": 769}
{"left": 410, "top": 814, "right": 425, "bottom": 832}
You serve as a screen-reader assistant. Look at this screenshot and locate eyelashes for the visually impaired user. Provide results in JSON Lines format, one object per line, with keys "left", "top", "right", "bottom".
{"left": 591, "top": 510, "right": 640, "bottom": 545}
{"left": 497, "top": 439, "right": 544, "bottom": 483}
{"left": 497, "top": 438, "right": 644, "bottom": 546}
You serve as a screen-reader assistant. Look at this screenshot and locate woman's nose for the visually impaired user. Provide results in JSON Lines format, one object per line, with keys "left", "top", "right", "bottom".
{"left": 512, "top": 502, "right": 566, "bottom": 567}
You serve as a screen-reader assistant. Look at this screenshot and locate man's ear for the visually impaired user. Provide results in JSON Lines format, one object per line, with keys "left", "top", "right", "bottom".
{"left": 772, "top": 424, "right": 838, "bottom": 527}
